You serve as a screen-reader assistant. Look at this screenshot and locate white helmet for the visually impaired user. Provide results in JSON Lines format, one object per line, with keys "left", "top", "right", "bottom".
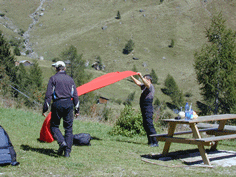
{"left": 52, "top": 61, "right": 66, "bottom": 67}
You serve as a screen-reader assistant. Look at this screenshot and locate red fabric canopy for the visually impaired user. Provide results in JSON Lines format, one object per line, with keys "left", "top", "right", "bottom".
{"left": 76, "top": 71, "right": 137, "bottom": 95}
{"left": 39, "top": 112, "right": 53, "bottom": 142}
{"left": 39, "top": 71, "right": 138, "bottom": 142}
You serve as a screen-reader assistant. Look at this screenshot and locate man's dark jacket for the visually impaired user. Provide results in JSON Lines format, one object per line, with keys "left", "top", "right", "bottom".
{"left": 43, "top": 71, "right": 79, "bottom": 114}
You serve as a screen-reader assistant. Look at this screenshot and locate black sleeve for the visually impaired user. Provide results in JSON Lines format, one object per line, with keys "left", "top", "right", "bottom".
{"left": 43, "top": 77, "right": 54, "bottom": 113}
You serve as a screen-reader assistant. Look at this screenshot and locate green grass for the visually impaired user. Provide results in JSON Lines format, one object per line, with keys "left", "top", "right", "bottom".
{"left": 1, "top": 107, "right": 236, "bottom": 176}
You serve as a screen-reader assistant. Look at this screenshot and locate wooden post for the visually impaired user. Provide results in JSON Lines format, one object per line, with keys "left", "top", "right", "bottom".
{"left": 190, "top": 123, "right": 211, "bottom": 165}
{"left": 210, "top": 120, "right": 227, "bottom": 150}
{"left": 162, "top": 122, "right": 177, "bottom": 155}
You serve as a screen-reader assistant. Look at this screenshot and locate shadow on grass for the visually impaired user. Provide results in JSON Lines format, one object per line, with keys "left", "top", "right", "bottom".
{"left": 115, "top": 139, "right": 147, "bottom": 145}
{"left": 141, "top": 149, "right": 236, "bottom": 165}
{"left": 91, "top": 136, "right": 103, "bottom": 141}
{"left": 20, "top": 144, "right": 58, "bottom": 157}
{"left": 141, "top": 148, "right": 201, "bottom": 161}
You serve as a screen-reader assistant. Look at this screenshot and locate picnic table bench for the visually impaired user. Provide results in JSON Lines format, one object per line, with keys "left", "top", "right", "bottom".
{"left": 150, "top": 114, "right": 236, "bottom": 165}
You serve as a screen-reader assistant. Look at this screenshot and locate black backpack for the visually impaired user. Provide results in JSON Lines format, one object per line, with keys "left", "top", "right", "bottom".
{"left": 0, "top": 126, "right": 19, "bottom": 166}
{"left": 73, "top": 133, "right": 91, "bottom": 146}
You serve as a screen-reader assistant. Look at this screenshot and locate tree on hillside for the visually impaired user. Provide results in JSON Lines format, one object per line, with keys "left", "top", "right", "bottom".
{"left": 61, "top": 45, "right": 92, "bottom": 86}
{"left": 17, "top": 63, "right": 28, "bottom": 90}
{"left": 16, "top": 60, "right": 44, "bottom": 107}
{"left": 123, "top": 91, "right": 135, "bottom": 106}
{"left": 123, "top": 39, "right": 134, "bottom": 55}
{"left": 194, "top": 13, "right": 236, "bottom": 114}
{"left": 150, "top": 69, "right": 158, "bottom": 84}
{"left": 0, "top": 64, "right": 10, "bottom": 95}
{"left": 61, "top": 45, "right": 77, "bottom": 79}
{"left": 164, "top": 74, "right": 184, "bottom": 108}
{"left": 14, "top": 46, "right": 21, "bottom": 56}
{"left": 29, "top": 60, "right": 43, "bottom": 89}
{"left": 28, "top": 61, "right": 44, "bottom": 106}
{"left": 0, "top": 31, "right": 18, "bottom": 96}
{"left": 116, "top": 11, "right": 121, "bottom": 19}
{"left": 168, "top": 39, "right": 175, "bottom": 48}
{"left": 61, "top": 45, "right": 95, "bottom": 115}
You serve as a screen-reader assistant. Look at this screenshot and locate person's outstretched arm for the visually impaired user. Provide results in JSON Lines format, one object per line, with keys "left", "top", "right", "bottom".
{"left": 138, "top": 73, "right": 151, "bottom": 89}
{"left": 131, "top": 75, "right": 142, "bottom": 87}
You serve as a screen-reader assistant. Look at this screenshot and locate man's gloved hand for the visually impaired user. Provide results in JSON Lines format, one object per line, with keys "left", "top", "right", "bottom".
{"left": 75, "top": 108, "right": 79, "bottom": 118}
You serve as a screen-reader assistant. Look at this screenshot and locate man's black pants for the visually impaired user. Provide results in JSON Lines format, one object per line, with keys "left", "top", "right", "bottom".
{"left": 140, "top": 100, "right": 158, "bottom": 145}
{"left": 51, "top": 99, "right": 74, "bottom": 153}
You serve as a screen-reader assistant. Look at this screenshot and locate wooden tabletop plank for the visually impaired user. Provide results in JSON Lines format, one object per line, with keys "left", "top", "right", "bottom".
{"left": 197, "top": 123, "right": 236, "bottom": 131}
{"left": 163, "top": 114, "right": 236, "bottom": 123}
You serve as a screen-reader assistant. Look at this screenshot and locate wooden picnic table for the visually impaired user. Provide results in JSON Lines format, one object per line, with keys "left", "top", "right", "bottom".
{"left": 150, "top": 114, "right": 236, "bottom": 165}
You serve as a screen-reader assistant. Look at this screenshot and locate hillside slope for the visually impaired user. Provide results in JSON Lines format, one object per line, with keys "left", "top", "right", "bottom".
{"left": 0, "top": 0, "right": 236, "bottom": 108}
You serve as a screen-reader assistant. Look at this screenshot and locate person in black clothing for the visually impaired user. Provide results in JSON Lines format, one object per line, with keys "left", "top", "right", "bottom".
{"left": 42, "top": 61, "right": 80, "bottom": 157}
{"left": 131, "top": 72, "right": 158, "bottom": 147}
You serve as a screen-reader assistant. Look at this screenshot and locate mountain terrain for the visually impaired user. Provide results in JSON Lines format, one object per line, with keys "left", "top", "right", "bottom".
{"left": 0, "top": 0, "right": 236, "bottom": 110}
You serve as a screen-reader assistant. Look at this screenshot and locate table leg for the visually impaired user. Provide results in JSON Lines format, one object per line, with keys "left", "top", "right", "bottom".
{"left": 189, "top": 123, "right": 201, "bottom": 139}
{"left": 210, "top": 120, "right": 227, "bottom": 151}
{"left": 162, "top": 122, "right": 176, "bottom": 155}
{"left": 190, "top": 123, "right": 211, "bottom": 165}
{"left": 198, "top": 144, "right": 211, "bottom": 165}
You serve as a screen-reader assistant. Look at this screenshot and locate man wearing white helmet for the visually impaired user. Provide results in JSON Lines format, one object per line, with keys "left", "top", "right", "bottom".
{"left": 42, "top": 61, "right": 80, "bottom": 157}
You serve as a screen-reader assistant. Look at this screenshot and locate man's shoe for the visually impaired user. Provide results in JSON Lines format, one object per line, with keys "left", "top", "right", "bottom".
{"left": 57, "top": 141, "right": 67, "bottom": 156}
{"left": 64, "top": 151, "right": 70, "bottom": 158}
{"left": 11, "top": 161, "right": 20, "bottom": 166}
{"left": 150, "top": 143, "right": 159, "bottom": 147}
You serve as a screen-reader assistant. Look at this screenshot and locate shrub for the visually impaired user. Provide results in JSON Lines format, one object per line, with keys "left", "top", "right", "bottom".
{"left": 9, "top": 38, "right": 21, "bottom": 47}
{"left": 18, "top": 29, "right": 24, "bottom": 36}
{"left": 150, "top": 69, "right": 158, "bottom": 84}
{"left": 26, "top": 50, "right": 30, "bottom": 55}
{"left": 169, "top": 39, "right": 175, "bottom": 48}
{"left": 123, "top": 39, "right": 134, "bottom": 54}
{"left": 109, "top": 105, "right": 145, "bottom": 137}
{"left": 116, "top": 11, "right": 121, "bottom": 19}
{"left": 102, "top": 104, "right": 112, "bottom": 121}
{"left": 158, "top": 109, "right": 175, "bottom": 126}
{"left": 80, "top": 92, "right": 96, "bottom": 115}
{"left": 154, "top": 98, "right": 160, "bottom": 106}
{"left": 14, "top": 46, "right": 21, "bottom": 56}
{"left": 164, "top": 74, "right": 184, "bottom": 107}
{"left": 115, "top": 99, "right": 122, "bottom": 105}
{"left": 123, "top": 91, "right": 135, "bottom": 106}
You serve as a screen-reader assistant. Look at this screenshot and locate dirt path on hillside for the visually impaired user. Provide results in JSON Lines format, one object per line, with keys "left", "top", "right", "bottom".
{"left": 23, "top": 0, "right": 46, "bottom": 59}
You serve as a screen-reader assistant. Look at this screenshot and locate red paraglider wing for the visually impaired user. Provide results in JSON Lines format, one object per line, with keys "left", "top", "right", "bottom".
{"left": 39, "top": 112, "right": 54, "bottom": 142}
{"left": 39, "top": 71, "right": 138, "bottom": 142}
{"left": 76, "top": 71, "right": 137, "bottom": 95}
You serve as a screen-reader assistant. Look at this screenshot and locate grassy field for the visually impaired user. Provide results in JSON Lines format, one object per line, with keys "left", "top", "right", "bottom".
{"left": 0, "top": 107, "right": 236, "bottom": 176}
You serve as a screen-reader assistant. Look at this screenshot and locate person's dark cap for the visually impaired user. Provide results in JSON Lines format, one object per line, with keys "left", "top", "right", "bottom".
{"left": 143, "top": 74, "right": 152, "bottom": 81}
